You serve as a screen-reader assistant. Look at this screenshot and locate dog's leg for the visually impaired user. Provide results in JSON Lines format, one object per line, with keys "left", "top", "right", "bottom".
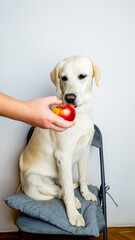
{"left": 78, "top": 150, "right": 97, "bottom": 202}
{"left": 24, "top": 174, "right": 63, "bottom": 200}
{"left": 56, "top": 157, "right": 85, "bottom": 227}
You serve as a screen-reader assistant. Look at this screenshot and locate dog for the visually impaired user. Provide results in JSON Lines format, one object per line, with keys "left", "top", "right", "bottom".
{"left": 19, "top": 56, "right": 101, "bottom": 227}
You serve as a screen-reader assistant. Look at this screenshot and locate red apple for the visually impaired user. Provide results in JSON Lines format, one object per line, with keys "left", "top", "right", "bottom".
{"left": 52, "top": 104, "right": 75, "bottom": 121}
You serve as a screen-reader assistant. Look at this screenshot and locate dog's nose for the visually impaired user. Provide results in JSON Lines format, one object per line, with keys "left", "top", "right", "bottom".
{"left": 65, "top": 93, "right": 76, "bottom": 104}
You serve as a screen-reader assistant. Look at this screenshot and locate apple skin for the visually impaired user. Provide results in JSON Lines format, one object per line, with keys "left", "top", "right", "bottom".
{"left": 52, "top": 104, "right": 75, "bottom": 121}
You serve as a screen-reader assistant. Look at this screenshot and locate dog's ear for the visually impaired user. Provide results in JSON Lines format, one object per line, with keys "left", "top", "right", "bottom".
{"left": 90, "top": 59, "right": 101, "bottom": 87}
{"left": 50, "top": 63, "right": 60, "bottom": 92}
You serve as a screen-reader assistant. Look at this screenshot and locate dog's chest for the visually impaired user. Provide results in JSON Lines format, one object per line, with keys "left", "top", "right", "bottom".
{"left": 66, "top": 110, "right": 94, "bottom": 164}
{"left": 72, "top": 131, "right": 93, "bottom": 164}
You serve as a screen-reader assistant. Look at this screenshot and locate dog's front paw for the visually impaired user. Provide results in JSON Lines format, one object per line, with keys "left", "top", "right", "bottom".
{"left": 74, "top": 197, "right": 81, "bottom": 209}
{"left": 68, "top": 211, "right": 85, "bottom": 227}
{"left": 82, "top": 190, "right": 97, "bottom": 202}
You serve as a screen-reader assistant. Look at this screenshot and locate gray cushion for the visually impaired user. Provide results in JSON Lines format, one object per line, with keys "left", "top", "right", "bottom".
{"left": 3, "top": 186, "right": 105, "bottom": 237}
{"left": 17, "top": 214, "right": 70, "bottom": 235}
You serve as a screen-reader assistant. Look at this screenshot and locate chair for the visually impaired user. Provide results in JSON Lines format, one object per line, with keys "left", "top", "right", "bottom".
{"left": 17, "top": 124, "right": 107, "bottom": 240}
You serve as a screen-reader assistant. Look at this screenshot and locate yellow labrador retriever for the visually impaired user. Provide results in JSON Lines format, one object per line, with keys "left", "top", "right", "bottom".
{"left": 19, "top": 56, "right": 101, "bottom": 227}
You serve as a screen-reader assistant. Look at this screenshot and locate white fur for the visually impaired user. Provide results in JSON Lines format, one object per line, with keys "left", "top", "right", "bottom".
{"left": 19, "top": 56, "right": 101, "bottom": 227}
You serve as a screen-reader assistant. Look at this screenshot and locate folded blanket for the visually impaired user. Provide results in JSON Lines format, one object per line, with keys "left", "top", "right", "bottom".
{"left": 3, "top": 185, "right": 105, "bottom": 237}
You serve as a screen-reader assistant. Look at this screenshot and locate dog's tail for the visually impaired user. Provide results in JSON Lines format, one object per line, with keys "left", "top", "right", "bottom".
{"left": 16, "top": 183, "right": 22, "bottom": 193}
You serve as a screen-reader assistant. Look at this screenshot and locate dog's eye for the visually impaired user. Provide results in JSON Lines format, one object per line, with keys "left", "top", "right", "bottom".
{"left": 78, "top": 74, "right": 87, "bottom": 80}
{"left": 61, "top": 76, "right": 68, "bottom": 81}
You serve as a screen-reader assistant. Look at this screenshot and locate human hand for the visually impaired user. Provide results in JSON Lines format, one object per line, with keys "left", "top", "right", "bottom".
{"left": 25, "top": 96, "right": 75, "bottom": 131}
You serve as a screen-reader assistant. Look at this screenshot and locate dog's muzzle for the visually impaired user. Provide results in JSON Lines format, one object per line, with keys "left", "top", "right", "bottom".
{"left": 65, "top": 93, "right": 76, "bottom": 105}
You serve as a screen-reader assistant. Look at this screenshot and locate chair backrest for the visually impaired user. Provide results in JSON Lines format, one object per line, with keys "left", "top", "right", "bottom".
{"left": 27, "top": 127, "right": 35, "bottom": 144}
{"left": 91, "top": 124, "right": 102, "bottom": 149}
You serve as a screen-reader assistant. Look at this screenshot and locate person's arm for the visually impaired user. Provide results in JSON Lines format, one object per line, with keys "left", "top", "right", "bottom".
{"left": 0, "top": 93, "right": 75, "bottom": 131}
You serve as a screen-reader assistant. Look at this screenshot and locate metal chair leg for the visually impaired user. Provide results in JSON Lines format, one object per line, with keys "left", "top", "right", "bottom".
{"left": 95, "top": 125, "right": 108, "bottom": 240}
{"left": 18, "top": 230, "right": 22, "bottom": 240}
{"left": 103, "top": 227, "right": 107, "bottom": 240}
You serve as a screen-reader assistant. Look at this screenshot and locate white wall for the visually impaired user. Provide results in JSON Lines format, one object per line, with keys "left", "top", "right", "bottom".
{"left": 0, "top": 0, "right": 135, "bottom": 232}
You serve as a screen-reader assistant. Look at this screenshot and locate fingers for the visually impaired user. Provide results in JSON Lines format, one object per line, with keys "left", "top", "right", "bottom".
{"left": 49, "top": 110, "right": 75, "bottom": 129}
{"left": 46, "top": 96, "right": 62, "bottom": 105}
{"left": 53, "top": 117, "right": 75, "bottom": 129}
{"left": 48, "top": 123, "right": 66, "bottom": 132}
{"left": 48, "top": 120, "right": 74, "bottom": 132}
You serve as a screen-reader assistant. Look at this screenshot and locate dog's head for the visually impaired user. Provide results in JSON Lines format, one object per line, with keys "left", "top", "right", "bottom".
{"left": 50, "top": 56, "right": 101, "bottom": 107}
